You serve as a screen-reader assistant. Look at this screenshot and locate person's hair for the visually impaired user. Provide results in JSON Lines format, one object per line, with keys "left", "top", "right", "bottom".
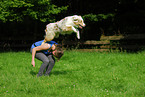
{"left": 53, "top": 44, "right": 64, "bottom": 61}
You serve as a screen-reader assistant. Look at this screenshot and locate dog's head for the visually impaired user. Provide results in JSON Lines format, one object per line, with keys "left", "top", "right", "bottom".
{"left": 73, "top": 15, "right": 86, "bottom": 29}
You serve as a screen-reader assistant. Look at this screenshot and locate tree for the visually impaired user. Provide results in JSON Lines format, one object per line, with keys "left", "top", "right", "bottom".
{"left": 0, "top": 0, "right": 68, "bottom": 22}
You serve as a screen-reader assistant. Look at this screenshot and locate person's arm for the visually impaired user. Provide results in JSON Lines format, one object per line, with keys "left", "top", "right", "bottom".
{"left": 31, "top": 43, "right": 51, "bottom": 67}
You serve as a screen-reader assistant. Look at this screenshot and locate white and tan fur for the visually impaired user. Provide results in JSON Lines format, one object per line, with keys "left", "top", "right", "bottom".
{"left": 42, "top": 15, "right": 85, "bottom": 45}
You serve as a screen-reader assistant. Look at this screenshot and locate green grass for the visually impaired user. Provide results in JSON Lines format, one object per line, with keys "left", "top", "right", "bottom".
{"left": 0, "top": 51, "right": 145, "bottom": 97}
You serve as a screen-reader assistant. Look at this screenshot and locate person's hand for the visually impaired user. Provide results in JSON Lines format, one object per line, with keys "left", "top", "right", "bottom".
{"left": 31, "top": 61, "right": 35, "bottom": 67}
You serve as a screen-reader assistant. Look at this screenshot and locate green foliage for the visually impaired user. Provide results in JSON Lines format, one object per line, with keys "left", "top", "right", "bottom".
{"left": 0, "top": 0, "right": 68, "bottom": 22}
{"left": 83, "top": 13, "right": 115, "bottom": 22}
{"left": 0, "top": 51, "right": 144, "bottom": 97}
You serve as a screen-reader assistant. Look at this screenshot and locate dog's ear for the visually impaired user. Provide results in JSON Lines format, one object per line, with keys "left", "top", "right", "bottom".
{"left": 73, "top": 17, "right": 78, "bottom": 22}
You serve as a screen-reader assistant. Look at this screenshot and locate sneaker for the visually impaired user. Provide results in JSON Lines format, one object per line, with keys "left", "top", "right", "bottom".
{"left": 37, "top": 74, "right": 43, "bottom": 77}
{"left": 44, "top": 74, "right": 50, "bottom": 77}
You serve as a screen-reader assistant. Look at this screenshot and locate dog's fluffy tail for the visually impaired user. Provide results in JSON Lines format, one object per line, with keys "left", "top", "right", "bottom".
{"left": 41, "top": 35, "right": 54, "bottom": 45}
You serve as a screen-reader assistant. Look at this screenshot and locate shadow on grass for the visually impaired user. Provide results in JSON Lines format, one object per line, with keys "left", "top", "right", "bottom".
{"left": 29, "top": 70, "right": 68, "bottom": 76}
{"left": 52, "top": 70, "right": 68, "bottom": 75}
{"left": 30, "top": 70, "right": 37, "bottom": 76}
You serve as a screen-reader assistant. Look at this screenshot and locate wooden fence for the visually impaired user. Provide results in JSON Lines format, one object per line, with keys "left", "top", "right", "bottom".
{"left": 62, "top": 34, "right": 145, "bottom": 52}
{"left": 0, "top": 36, "right": 35, "bottom": 51}
{"left": 1, "top": 34, "right": 145, "bottom": 52}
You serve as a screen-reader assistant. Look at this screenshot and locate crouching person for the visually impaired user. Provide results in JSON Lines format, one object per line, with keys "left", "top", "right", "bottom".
{"left": 30, "top": 40, "right": 64, "bottom": 77}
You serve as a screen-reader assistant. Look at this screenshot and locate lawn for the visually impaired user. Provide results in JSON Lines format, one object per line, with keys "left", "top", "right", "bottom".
{"left": 0, "top": 51, "right": 144, "bottom": 97}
